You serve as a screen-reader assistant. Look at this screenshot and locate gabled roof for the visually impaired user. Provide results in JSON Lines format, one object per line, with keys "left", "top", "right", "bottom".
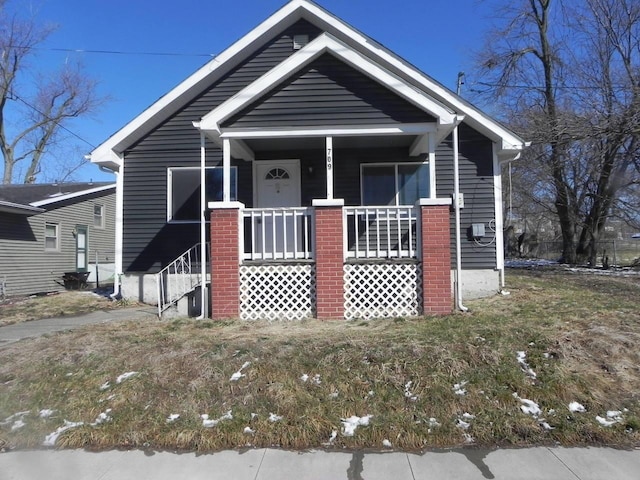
{"left": 0, "top": 182, "right": 115, "bottom": 215}
{"left": 199, "top": 33, "right": 455, "bottom": 133}
{"left": 90, "top": 0, "right": 526, "bottom": 169}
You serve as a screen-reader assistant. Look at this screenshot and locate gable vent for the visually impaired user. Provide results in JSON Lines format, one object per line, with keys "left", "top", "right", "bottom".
{"left": 293, "top": 34, "right": 309, "bottom": 50}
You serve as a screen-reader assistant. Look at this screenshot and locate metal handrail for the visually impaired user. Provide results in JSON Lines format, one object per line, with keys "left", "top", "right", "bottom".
{"left": 156, "top": 243, "right": 209, "bottom": 317}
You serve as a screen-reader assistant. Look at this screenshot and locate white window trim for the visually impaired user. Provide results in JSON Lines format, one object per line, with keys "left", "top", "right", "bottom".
{"left": 44, "top": 222, "right": 60, "bottom": 252}
{"left": 94, "top": 204, "right": 105, "bottom": 229}
{"left": 167, "top": 166, "right": 238, "bottom": 223}
{"left": 360, "top": 161, "right": 430, "bottom": 206}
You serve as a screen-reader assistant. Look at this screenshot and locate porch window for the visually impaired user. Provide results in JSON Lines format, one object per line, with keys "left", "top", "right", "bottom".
{"left": 167, "top": 166, "right": 237, "bottom": 222}
{"left": 361, "top": 162, "right": 429, "bottom": 205}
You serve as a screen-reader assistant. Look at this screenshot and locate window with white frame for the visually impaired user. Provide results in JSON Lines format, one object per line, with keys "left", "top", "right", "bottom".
{"left": 44, "top": 222, "right": 59, "bottom": 251}
{"left": 94, "top": 204, "right": 104, "bottom": 228}
{"left": 361, "top": 162, "right": 430, "bottom": 206}
{"left": 168, "top": 166, "right": 237, "bottom": 222}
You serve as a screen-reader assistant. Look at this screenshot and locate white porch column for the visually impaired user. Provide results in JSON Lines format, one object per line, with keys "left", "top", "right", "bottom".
{"left": 326, "top": 136, "right": 334, "bottom": 200}
{"left": 223, "top": 138, "right": 231, "bottom": 202}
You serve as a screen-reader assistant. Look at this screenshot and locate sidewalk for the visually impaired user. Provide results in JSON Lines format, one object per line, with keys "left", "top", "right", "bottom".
{"left": 0, "top": 446, "right": 638, "bottom": 479}
{"left": 0, "top": 306, "right": 157, "bottom": 347}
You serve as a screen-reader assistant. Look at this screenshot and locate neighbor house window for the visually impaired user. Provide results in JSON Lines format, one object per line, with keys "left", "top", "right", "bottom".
{"left": 44, "top": 222, "right": 59, "bottom": 251}
{"left": 94, "top": 204, "right": 104, "bottom": 228}
{"left": 361, "top": 163, "right": 430, "bottom": 205}
{"left": 168, "top": 166, "right": 237, "bottom": 222}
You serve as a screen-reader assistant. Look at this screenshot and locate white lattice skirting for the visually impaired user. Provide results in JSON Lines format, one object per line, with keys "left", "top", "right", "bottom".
{"left": 239, "top": 264, "right": 316, "bottom": 320}
{"left": 344, "top": 263, "right": 423, "bottom": 320}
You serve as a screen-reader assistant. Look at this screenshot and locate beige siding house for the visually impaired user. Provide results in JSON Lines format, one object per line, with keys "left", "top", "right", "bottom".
{"left": 0, "top": 183, "right": 116, "bottom": 297}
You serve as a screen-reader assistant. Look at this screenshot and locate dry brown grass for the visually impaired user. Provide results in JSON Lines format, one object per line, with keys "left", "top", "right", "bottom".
{"left": 1, "top": 269, "right": 639, "bottom": 452}
{"left": 0, "top": 290, "right": 121, "bottom": 327}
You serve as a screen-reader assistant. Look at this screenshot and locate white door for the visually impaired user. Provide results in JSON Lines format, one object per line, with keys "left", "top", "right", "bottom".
{"left": 254, "top": 160, "right": 301, "bottom": 259}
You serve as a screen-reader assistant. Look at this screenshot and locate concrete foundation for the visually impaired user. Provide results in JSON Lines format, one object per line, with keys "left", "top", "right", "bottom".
{"left": 120, "top": 273, "right": 160, "bottom": 305}
{"left": 452, "top": 269, "right": 502, "bottom": 300}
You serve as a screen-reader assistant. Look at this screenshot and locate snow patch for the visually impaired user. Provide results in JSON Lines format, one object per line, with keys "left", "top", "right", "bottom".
{"left": 268, "top": 413, "right": 282, "bottom": 423}
{"left": 166, "top": 414, "right": 180, "bottom": 423}
{"left": 596, "top": 411, "right": 624, "bottom": 427}
{"left": 404, "top": 381, "right": 418, "bottom": 401}
{"left": 39, "top": 409, "right": 54, "bottom": 418}
{"left": 453, "top": 380, "right": 468, "bottom": 396}
{"left": 43, "top": 420, "right": 84, "bottom": 447}
{"left": 243, "top": 426, "right": 255, "bottom": 435}
{"left": 91, "top": 409, "right": 112, "bottom": 426}
{"left": 300, "top": 374, "right": 309, "bottom": 382}
{"left": 201, "top": 410, "right": 233, "bottom": 428}
{"left": 99, "top": 382, "right": 111, "bottom": 391}
{"left": 382, "top": 439, "right": 392, "bottom": 448}
{"left": 516, "top": 351, "right": 537, "bottom": 379}
{"left": 569, "top": 402, "right": 586, "bottom": 413}
{"left": 341, "top": 415, "right": 373, "bottom": 436}
{"left": 230, "top": 361, "right": 251, "bottom": 382}
{"left": 1, "top": 411, "right": 30, "bottom": 425}
{"left": 116, "top": 371, "right": 138, "bottom": 384}
{"left": 11, "top": 419, "right": 25, "bottom": 431}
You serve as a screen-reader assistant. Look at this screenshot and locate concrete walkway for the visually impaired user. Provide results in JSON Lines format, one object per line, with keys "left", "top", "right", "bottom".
{"left": 0, "top": 306, "right": 157, "bottom": 347}
{"left": 0, "top": 446, "right": 638, "bottom": 479}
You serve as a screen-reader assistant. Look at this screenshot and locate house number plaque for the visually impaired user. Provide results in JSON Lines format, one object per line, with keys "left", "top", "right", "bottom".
{"left": 326, "top": 148, "right": 333, "bottom": 171}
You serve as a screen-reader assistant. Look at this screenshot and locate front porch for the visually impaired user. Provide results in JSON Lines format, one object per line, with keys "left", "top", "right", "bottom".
{"left": 209, "top": 199, "right": 452, "bottom": 320}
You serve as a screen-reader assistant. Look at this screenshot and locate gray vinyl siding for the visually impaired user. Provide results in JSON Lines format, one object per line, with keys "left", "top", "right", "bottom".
{"left": 122, "top": 20, "right": 322, "bottom": 274}
{"left": 436, "top": 123, "right": 497, "bottom": 269}
{"left": 0, "top": 191, "right": 116, "bottom": 297}
{"left": 223, "top": 53, "right": 435, "bottom": 128}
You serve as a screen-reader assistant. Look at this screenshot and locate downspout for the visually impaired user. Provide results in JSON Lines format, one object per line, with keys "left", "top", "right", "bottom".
{"left": 99, "top": 162, "right": 123, "bottom": 300}
{"left": 452, "top": 120, "right": 468, "bottom": 312}
{"left": 197, "top": 131, "right": 207, "bottom": 319}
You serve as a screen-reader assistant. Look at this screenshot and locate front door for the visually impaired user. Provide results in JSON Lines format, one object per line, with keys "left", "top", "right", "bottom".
{"left": 75, "top": 225, "right": 88, "bottom": 272}
{"left": 254, "top": 160, "right": 301, "bottom": 259}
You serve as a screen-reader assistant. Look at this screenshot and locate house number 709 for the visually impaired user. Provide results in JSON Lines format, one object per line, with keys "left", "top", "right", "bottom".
{"left": 326, "top": 148, "right": 333, "bottom": 171}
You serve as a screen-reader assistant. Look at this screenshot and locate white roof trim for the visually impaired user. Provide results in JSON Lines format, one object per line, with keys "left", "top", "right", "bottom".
{"left": 294, "top": 0, "right": 525, "bottom": 152}
{"left": 90, "top": 0, "right": 312, "bottom": 167}
{"left": 199, "top": 33, "right": 454, "bottom": 134}
{"left": 89, "top": 0, "right": 525, "bottom": 167}
{"left": 30, "top": 184, "right": 116, "bottom": 207}
{"left": 220, "top": 123, "right": 437, "bottom": 139}
{"left": 0, "top": 200, "right": 45, "bottom": 215}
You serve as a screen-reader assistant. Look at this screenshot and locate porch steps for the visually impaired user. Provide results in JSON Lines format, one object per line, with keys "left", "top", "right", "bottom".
{"left": 156, "top": 244, "right": 209, "bottom": 318}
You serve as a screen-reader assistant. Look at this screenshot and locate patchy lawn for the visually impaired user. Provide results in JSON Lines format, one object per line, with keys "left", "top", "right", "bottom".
{"left": 0, "top": 290, "right": 122, "bottom": 327}
{"left": 1, "top": 269, "right": 639, "bottom": 452}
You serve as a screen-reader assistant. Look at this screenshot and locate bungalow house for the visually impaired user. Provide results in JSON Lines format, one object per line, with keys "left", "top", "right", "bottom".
{"left": 89, "top": 0, "right": 526, "bottom": 320}
{"left": 0, "top": 182, "right": 116, "bottom": 297}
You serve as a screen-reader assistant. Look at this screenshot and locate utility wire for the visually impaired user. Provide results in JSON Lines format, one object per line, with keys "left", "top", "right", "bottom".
{"left": 11, "top": 92, "right": 96, "bottom": 148}
{"left": 16, "top": 45, "right": 217, "bottom": 58}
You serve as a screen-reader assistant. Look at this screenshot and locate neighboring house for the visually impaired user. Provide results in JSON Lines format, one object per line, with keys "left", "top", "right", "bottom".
{"left": 0, "top": 182, "right": 116, "bottom": 297}
{"left": 89, "top": 0, "right": 526, "bottom": 320}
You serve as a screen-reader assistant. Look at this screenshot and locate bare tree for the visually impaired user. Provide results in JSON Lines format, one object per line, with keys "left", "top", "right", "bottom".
{"left": 0, "top": 1, "right": 102, "bottom": 184}
{"left": 474, "top": 0, "right": 640, "bottom": 265}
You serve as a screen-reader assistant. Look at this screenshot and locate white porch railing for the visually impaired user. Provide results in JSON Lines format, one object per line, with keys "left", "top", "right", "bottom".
{"left": 242, "top": 207, "right": 314, "bottom": 261}
{"left": 344, "top": 206, "right": 418, "bottom": 259}
{"left": 156, "top": 243, "right": 208, "bottom": 317}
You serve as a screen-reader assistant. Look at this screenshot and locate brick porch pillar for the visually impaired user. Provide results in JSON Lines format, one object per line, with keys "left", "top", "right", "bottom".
{"left": 419, "top": 199, "right": 453, "bottom": 314}
{"left": 313, "top": 199, "right": 345, "bottom": 319}
{"left": 208, "top": 201, "right": 244, "bottom": 319}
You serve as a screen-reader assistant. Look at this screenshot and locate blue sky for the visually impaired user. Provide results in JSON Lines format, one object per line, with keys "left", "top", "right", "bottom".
{"left": 20, "top": 0, "right": 493, "bottom": 183}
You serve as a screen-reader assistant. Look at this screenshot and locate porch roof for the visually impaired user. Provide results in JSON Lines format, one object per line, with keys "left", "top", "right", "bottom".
{"left": 195, "top": 33, "right": 454, "bottom": 160}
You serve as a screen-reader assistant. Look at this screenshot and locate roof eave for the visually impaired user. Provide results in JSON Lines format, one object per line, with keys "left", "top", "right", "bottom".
{"left": 30, "top": 184, "right": 116, "bottom": 207}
